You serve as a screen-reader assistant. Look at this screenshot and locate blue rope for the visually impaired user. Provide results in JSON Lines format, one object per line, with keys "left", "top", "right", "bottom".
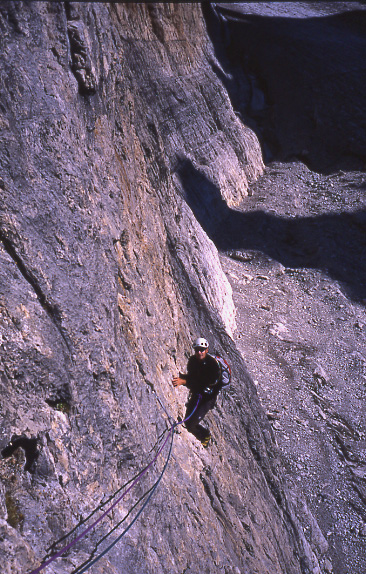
{"left": 74, "top": 422, "right": 175, "bottom": 573}
{"left": 26, "top": 394, "right": 201, "bottom": 574}
{"left": 74, "top": 396, "right": 202, "bottom": 573}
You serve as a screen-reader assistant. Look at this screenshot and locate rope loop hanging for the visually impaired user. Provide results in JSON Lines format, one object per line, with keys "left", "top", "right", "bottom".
{"left": 26, "top": 394, "right": 202, "bottom": 574}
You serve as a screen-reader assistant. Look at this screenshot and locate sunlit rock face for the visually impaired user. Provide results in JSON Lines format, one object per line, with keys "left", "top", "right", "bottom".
{"left": 0, "top": 4, "right": 324, "bottom": 574}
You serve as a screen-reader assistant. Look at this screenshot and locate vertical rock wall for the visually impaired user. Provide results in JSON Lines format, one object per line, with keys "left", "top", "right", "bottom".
{"left": 0, "top": 3, "right": 321, "bottom": 574}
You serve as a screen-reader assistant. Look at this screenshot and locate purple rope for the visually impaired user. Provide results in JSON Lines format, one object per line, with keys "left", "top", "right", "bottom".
{"left": 27, "top": 394, "right": 201, "bottom": 574}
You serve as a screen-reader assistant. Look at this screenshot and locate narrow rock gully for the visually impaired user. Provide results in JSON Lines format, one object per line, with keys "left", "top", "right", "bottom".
{"left": 202, "top": 3, "right": 366, "bottom": 573}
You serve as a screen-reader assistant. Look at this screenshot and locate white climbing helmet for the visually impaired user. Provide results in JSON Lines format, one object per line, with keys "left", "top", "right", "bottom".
{"left": 193, "top": 337, "right": 209, "bottom": 349}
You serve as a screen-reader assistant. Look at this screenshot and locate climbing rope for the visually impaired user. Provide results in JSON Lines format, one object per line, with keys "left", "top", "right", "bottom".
{"left": 151, "top": 387, "right": 175, "bottom": 424}
{"left": 72, "top": 465, "right": 166, "bottom": 573}
{"left": 27, "top": 394, "right": 202, "bottom": 574}
{"left": 73, "top": 422, "right": 175, "bottom": 573}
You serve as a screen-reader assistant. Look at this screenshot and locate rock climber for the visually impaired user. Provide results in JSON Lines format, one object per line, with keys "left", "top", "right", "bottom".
{"left": 172, "top": 337, "right": 222, "bottom": 447}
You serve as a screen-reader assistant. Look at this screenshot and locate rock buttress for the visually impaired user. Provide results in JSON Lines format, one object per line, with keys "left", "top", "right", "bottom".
{"left": 0, "top": 3, "right": 323, "bottom": 574}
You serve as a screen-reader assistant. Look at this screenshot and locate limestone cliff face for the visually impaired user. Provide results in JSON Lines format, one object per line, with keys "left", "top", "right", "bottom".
{"left": 0, "top": 3, "right": 321, "bottom": 574}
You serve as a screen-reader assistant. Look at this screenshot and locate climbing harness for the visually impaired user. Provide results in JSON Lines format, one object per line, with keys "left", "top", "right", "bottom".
{"left": 27, "top": 394, "right": 202, "bottom": 574}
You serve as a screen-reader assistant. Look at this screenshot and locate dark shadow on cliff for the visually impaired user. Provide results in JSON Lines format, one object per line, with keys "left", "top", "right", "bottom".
{"left": 176, "top": 158, "right": 366, "bottom": 303}
{"left": 203, "top": 4, "right": 366, "bottom": 173}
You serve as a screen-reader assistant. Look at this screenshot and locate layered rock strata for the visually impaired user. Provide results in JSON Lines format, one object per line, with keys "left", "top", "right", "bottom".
{"left": 0, "top": 3, "right": 324, "bottom": 574}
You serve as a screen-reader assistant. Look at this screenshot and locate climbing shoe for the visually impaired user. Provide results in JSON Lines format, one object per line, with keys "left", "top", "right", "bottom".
{"left": 201, "top": 434, "right": 211, "bottom": 448}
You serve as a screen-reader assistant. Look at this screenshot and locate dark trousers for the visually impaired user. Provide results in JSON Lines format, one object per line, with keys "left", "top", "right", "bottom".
{"left": 184, "top": 394, "right": 216, "bottom": 442}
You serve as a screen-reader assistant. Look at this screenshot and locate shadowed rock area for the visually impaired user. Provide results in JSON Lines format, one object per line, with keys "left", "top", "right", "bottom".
{"left": 0, "top": 3, "right": 326, "bottom": 574}
{"left": 1, "top": 2, "right": 366, "bottom": 574}
{"left": 204, "top": 3, "right": 366, "bottom": 574}
{"left": 209, "top": 2, "right": 366, "bottom": 172}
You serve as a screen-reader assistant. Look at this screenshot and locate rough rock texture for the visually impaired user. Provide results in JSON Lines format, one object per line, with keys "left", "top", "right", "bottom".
{"left": 0, "top": 3, "right": 323, "bottom": 574}
{"left": 207, "top": 3, "right": 366, "bottom": 574}
{"left": 213, "top": 1, "right": 366, "bottom": 172}
{"left": 222, "top": 162, "right": 366, "bottom": 574}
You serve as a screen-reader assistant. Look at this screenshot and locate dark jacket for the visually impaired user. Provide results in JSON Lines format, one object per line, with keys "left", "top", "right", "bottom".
{"left": 182, "top": 354, "right": 221, "bottom": 396}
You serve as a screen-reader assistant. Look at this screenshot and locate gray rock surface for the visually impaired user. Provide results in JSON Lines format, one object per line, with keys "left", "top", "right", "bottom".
{"left": 222, "top": 162, "right": 366, "bottom": 574}
{"left": 0, "top": 3, "right": 321, "bottom": 574}
{"left": 208, "top": 3, "right": 366, "bottom": 573}
{"left": 214, "top": 1, "right": 366, "bottom": 171}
